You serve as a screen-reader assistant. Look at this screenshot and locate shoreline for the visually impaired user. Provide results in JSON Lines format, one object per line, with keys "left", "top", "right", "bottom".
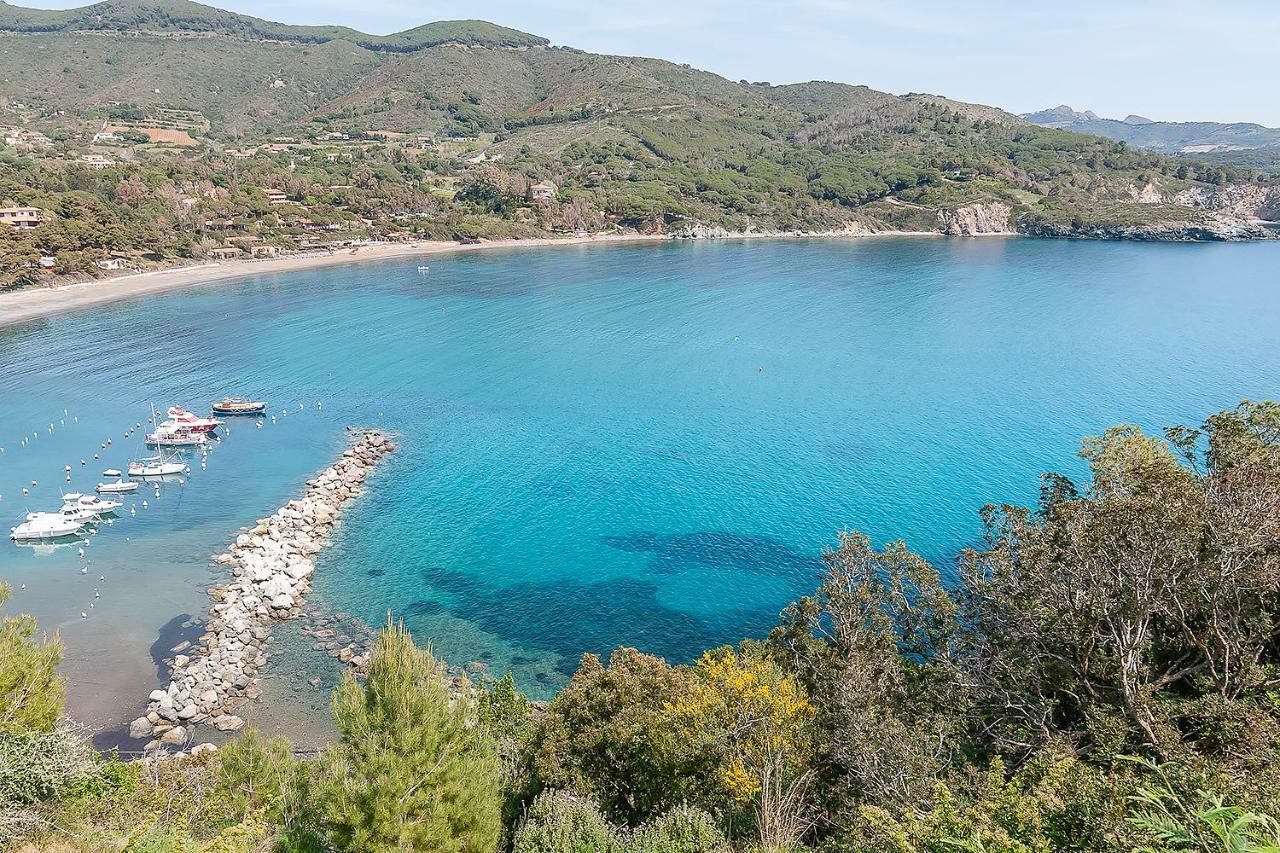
{"left": 0, "top": 230, "right": 967, "bottom": 329}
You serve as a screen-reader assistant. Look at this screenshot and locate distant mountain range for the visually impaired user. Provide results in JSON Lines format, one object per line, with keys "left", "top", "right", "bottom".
{"left": 1022, "top": 105, "right": 1280, "bottom": 163}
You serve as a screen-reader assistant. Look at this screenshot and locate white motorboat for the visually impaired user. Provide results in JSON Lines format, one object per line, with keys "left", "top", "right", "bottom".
{"left": 97, "top": 479, "right": 139, "bottom": 494}
{"left": 61, "top": 493, "right": 123, "bottom": 516}
{"left": 166, "top": 406, "right": 222, "bottom": 433}
{"left": 128, "top": 455, "right": 189, "bottom": 477}
{"left": 28, "top": 504, "right": 98, "bottom": 524}
{"left": 102, "top": 468, "right": 122, "bottom": 477}
{"left": 11, "top": 513, "right": 84, "bottom": 541}
{"left": 146, "top": 424, "right": 208, "bottom": 447}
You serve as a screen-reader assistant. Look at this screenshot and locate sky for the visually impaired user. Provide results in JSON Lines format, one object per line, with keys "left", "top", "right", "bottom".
{"left": 28, "top": 0, "right": 1280, "bottom": 126}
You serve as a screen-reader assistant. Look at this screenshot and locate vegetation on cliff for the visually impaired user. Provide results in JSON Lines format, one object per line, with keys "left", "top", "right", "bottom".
{"left": 5, "top": 399, "right": 1280, "bottom": 850}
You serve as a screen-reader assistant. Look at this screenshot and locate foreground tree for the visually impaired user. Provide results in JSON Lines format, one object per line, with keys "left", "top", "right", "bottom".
{"left": 670, "top": 646, "right": 816, "bottom": 850}
{"left": 960, "top": 403, "right": 1280, "bottom": 761}
{"left": 0, "top": 582, "right": 64, "bottom": 734}
{"left": 315, "top": 618, "right": 502, "bottom": 852}
{"left": 527, "top": 647, "right": 696, "bottom": 825}
{"left": 771, "top": 533, "right": 963, "bottom": 822}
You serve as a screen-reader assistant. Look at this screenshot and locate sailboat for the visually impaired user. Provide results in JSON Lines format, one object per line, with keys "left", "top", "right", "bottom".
{"left": 129, "top": 403, "right": 192, "bottom": 477}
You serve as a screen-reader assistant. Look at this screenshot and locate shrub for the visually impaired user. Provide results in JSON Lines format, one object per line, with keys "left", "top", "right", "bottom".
{"left": 513, "top": 789, "right": 621, "bottom": 853}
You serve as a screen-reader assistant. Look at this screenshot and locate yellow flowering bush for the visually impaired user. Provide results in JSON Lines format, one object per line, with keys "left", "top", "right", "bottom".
{"left": 669, "top": 647, "right": 815, "bottom": 805}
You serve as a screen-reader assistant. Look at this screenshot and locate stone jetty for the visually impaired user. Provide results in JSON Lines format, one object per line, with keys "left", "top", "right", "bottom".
{"left": 128, "top": 430, "right": 396, "bottom": 749}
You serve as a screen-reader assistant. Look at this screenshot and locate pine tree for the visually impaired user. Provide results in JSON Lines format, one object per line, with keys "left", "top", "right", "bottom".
{"left": 0, "top": 582, "right": 64, "bottom": 735}
{"left": 316, "top": 617, "right": 502, "bottom": 852}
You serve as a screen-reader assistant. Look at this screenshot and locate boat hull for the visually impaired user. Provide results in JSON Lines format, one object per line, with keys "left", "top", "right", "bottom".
{"left": 212, "top": 402, "right": 266, "bottom": 415}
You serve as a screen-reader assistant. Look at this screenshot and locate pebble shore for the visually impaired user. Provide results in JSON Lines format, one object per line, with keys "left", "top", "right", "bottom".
{"left": 128, "top": 430, "right": 396, "bottom": 750}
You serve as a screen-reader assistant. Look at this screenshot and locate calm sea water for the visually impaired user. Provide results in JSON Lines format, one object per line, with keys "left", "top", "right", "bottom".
{"left": 1, "top": 237, "right": 1278, "bottom": 714}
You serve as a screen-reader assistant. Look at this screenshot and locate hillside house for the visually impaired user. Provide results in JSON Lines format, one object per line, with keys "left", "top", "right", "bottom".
{"left": 0, "top": 206, "right": 43, "bottom": 228}
{"left": 79, "top": 154, "right": 115, "bottom": 170}
{"left": 530, "top": 182, "right": 557, "bottom": 203}
{"left": 264, "top": 189, "right": 292, "bottom": 205}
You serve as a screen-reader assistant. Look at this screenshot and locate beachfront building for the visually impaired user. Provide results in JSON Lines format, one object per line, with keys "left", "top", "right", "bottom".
{"left": 0, "top": 205, "right": 44, "bottom": 228}
{"left": 208, "top": 246, "right": 244, "bottom": 260}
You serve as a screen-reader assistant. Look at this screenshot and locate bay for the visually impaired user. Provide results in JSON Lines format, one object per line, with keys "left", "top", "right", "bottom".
{"left": 0, "top": 237, "right": 1277, "bottom": 734}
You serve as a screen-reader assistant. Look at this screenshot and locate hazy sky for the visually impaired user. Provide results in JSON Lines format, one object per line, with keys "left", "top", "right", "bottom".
{"left": 30, "top": 0, "right": 1280, "bottom": 125}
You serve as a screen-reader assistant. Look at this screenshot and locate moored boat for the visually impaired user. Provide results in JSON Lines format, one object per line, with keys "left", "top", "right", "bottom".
{"left": 11, "top": 513, "right": 84, "bottom": 541}
{"left": 61, "top": 493, "right": 123, "bottom": 516}
{"left": 212, "top": 397, "right": 267, "bottom": 416}
{"left": 167, "top": 406, "right": 223, "bottom": 433}
{"left": 97, "top": 479, "right": 139, "bottom": 494}
{"left": 146, "top": 424, "right": 208, "bottom": 447}
{"left": 128, "top": 454, "right": 189, "bottom": 478}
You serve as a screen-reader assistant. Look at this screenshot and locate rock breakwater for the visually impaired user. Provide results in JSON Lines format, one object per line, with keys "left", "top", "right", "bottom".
{"left": 128, "top": 429, "right": 396, "bottom": 749}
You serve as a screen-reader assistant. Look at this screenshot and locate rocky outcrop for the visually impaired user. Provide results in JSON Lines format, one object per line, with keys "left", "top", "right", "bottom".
{"left": 938, "top": 202, "right": 1014, "bottom": 236}
{"left": 1173, "top": 185, "right": 1280, "bottom": 222}
{"left": 127, "top": 430, "right": 396, "bottom": 750}
{"left": 1019, "top": 216, "right": 1272, "bottom": 242}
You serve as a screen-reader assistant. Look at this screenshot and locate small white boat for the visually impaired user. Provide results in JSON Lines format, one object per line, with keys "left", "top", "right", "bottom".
{"left": 61, "top": 493, "right": 122, "bottom": 516}
{"left": 102, "top": 468, "right": 122, "bottom": 477}
{"left": 97, "top": 479, "right": 139, "bottom": 494}
{"left": 11, "top": 513, "right": 84, "bottom": 541}
{"left": 128, "top": 456, "right": 189, "bottom": 477}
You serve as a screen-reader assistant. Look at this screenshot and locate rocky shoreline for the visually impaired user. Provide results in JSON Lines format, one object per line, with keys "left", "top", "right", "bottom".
{"left": 127, "top": 429, "right": 396, "bottom": 750}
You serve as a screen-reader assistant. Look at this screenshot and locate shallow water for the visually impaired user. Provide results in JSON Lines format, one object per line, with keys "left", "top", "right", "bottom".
{"left": 1, "top": 237, "right": 1278, "bottom": 732}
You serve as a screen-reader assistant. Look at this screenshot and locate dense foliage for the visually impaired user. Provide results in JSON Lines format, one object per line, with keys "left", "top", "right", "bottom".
{"left": 4, "top": 400, "right": 1280, "bottom": 852}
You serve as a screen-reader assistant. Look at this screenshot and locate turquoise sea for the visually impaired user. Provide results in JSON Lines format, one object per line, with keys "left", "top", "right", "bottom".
{"left": 1, "top": 237, "right": 1278, "bottom": 730}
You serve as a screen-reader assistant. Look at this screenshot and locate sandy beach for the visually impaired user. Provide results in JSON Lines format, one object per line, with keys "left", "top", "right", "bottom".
{"left": 0, "top": 233, "right": 671, "bottom": 329}
{"left": 0, "top": 229, "right": 967, "bottom": 330}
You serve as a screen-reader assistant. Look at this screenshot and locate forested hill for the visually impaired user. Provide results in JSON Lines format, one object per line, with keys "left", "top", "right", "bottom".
{"left": 0, "top": 0, "right": 546, "bottom": 50}
{"left": 0, "top": 0, "right": 1278, "bottom": 287}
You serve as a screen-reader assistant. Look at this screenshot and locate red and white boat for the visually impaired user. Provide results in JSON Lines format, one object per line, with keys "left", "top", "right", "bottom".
{"left": 166, "top": 405, "right": 222, "bottom": 433}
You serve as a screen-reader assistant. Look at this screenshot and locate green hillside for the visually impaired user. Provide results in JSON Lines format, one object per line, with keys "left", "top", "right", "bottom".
{"left": 0, "top": 0, "right": 1277, "bottom": 290}
{"left": 0, "top": 0, "right": 546, "bottom": 50}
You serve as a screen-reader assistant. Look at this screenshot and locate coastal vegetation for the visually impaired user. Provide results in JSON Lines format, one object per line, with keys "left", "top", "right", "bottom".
{"left": 2, "top": 0, "right": 1278, "bottom": 291}
{"left": 4, "top": 399, "right": 1280, "bottom": 850}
